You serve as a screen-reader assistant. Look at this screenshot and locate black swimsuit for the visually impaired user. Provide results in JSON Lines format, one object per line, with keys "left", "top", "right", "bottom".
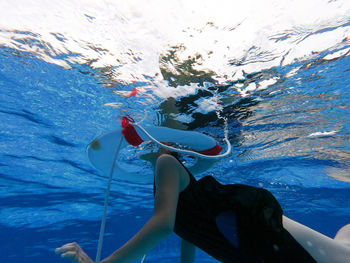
{"left": 154, "top": 160, "right": 316, "bottom": 263}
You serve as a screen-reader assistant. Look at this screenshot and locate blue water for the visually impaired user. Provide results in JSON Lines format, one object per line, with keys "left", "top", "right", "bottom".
{"left": 1, "top": 1, "right": 350, "bottom": 262}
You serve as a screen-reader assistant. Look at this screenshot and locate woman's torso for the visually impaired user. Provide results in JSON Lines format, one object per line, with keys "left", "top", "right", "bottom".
{"left": 154, "top": 157, "right": 316, "bottom": 263}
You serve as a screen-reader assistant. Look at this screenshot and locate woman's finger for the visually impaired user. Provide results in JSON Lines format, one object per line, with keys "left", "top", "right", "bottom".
{"left": 61, "top": 251, "right": 77, "bottom": 259}
{"left": 55, "top": 245, "right": 74, "bottom": 254}
{"left": 55, "top": 242, "right": 79, "bottom": 254}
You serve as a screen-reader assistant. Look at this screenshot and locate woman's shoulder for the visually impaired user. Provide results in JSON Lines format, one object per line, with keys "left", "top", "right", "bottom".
{"left": 155, "top": 154, "right": 192, "bottom": 193}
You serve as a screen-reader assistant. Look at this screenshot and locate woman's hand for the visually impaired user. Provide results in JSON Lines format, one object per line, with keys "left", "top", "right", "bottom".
{"left": 55, "top": 242, "right": 94, "bottom": 263}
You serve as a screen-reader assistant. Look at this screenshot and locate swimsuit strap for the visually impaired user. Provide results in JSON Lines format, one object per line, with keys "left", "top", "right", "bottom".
{"left": 153, "top": 155, "right": 196, "bottom": 196}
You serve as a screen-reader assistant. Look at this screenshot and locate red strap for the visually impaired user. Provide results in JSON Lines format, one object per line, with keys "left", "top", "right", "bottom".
{"left": 121, "top": 116, "right": 144, "bottom": 147}
{"left": 196, "top": 144, "right": 222, "bottom": 156}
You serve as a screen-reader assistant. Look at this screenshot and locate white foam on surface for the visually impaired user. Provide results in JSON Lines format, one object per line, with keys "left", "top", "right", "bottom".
{"left": 308, "top": 130, "right": 339, "bottom": 137}
{"left": 1, "top": 0, "right": 349, "bottom": 86}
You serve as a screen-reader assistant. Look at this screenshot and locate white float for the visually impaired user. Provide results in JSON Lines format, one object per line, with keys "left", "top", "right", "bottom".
{"left": 87, "top": 122, "right": 229, "bottom": 182}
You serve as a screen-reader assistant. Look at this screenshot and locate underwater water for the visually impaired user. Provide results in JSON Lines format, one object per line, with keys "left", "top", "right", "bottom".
{"left": 1, "top": 0, "right": 350, "bottom": 262}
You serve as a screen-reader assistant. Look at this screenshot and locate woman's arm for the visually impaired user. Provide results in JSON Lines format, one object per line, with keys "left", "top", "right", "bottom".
{"left": 56, "top": 154, "right": 184, "bottom": 263}
{"left": 101, "top": 155, "right": 182, "bottom": 263}
{"left": 100, "top": 212, "right": 174, "bottom": 263}
{"left": 180, "top": 239, "right": 196, "bottom": 263}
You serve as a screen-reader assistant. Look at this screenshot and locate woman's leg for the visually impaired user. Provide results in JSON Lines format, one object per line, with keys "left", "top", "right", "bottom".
{"left": 283, "top": 216, "right": 350, "bottom": 263}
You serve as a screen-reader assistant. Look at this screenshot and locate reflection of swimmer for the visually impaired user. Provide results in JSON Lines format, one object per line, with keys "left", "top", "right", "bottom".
{"left": 56, "top": 150, "right": 350, "bottom": 263}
